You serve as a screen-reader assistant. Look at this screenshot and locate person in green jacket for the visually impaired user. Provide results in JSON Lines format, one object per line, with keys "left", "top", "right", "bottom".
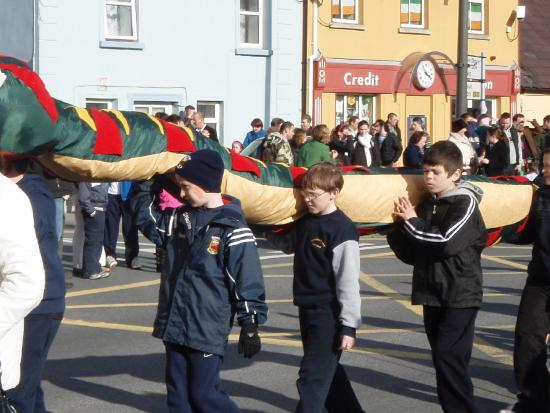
{"left": 296, "top": 124, "right": 336, "bottom": 167}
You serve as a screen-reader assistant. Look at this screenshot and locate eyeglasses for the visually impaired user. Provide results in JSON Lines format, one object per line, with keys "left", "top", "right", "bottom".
{"left": 301, "top": 191, "right": 327, "bottom": 201}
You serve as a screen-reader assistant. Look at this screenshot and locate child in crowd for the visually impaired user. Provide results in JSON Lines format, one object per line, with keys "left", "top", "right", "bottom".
{"left": 388, "top": 141, "right": 486, "bottom": 413}
{"left": 267, "top": 162, "right": 364, "bottom": 413}
{"left": 131, "top": 149, "right": 268, "bottom": 413}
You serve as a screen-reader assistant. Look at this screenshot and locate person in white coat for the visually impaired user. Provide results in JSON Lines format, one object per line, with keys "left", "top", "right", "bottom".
{"left": 0, "top": 171, "right": 44, "bottom": 390}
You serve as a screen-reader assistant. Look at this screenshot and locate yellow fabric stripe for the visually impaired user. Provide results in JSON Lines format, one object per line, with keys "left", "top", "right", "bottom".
{"left": 72, "top": 106, "right": 97, "bottom": 132}
{"left": 147, "top": 114, "right": 164, "bottom": 135}
{"left": 182, "top": 126, "right": 195, "bottom": 141}
{"left": 106, "top": 110, "right": 130, "bottom": 135}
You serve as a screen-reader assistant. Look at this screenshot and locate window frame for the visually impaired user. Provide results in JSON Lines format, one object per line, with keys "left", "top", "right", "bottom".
{"left": 468, "top": 0, "right": 485, "bottom": 34}
{"left": 197, "top": 100, "right": 223, "bottom": 136}
{"left": 239, "top": 0, "right": 263, "bottom": 49}
{"left": 400, "top": 0, "right": 425, "bottom": 29}
{"left": 331, "top": 0, "right": 359, "bottom": 24}
{"left": 85, "top": 98, "right": 116, "bottom": 110}
{"left": 132, "top": 101, "right": 174, "bottom": 115}
{"left": 104, "top": 0, "right": 138, "bottom": 41}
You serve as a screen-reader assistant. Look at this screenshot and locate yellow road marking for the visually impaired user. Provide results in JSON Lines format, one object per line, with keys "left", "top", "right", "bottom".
{"left": 66, "top": 279, "right": 160, "bottom": 298}
{"left": 359, "top": 271, "right": 513, "bottom": 367}
{"left": 63, "top": 318, "right": 153, "bottom": 333}
{"left": 481, "top": 255, "right": 528, "bottom": 271}
{"left": 67, "top": 302, "right": 158, "bottom": 309}
{"left": 488, "top": 255, "right": 531, "bottom": 258}
{"left": 490, "top": 245, "right": 531, "bottom": 249}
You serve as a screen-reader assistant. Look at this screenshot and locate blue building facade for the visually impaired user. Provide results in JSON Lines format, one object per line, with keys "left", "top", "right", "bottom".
{"left": 36, "top": 0, "right": 303, "bottom": 146}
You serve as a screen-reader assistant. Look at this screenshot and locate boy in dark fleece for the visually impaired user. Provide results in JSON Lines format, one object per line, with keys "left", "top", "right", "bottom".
{"left": 267, "top": 162, "right": 364, "bottom": 413}
{"left": 131, "top": 149, "right": 267, "bottom": 413}
{"left": 388, "top": 141, "right": 486, "bottom": 413}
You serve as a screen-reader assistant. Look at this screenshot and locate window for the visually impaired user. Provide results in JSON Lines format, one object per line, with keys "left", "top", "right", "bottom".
{"left": 400, "top": 0, "right": 424, "bottom": 28}
{"left": 85, "top": 99, "right": 116, "bottom": 110}
{"left": 335, "top": 95, "right": 375, "bottom": 126}
{"left": 239, "top": 0, "right": 263, "bottom": 48}
{"left": 331, "top": 0, "right": 358, "bottom": 23}
{"left": 105, "top": 0, "right": 137, "bottom": 40}
{"left": 133, "top": 101, "right": 174, "bottom": 115}
{"left": 197, "top": 101, "right": 223, "bottom": 133}
{"left": 468, "top": 0, "right": 484, "bottom": 34}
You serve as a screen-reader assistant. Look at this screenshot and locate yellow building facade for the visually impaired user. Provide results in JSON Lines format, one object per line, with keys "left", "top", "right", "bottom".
{"left": 304, "top": 0, "right": 520, "bottom": 144}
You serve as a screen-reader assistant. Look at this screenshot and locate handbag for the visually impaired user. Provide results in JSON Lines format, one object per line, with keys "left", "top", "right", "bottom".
{"left": 0, "top": 374, "right": 17, "bottom": 413}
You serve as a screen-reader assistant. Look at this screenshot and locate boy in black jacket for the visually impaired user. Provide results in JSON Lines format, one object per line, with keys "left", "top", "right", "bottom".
{"left": 388, "top": 141, "right": 486, "bottom": 413}
{"left": 267, "top": 162, "right": 364, "bottom": 413}
{"left": 131, "top": 149, "right": 267, "bottom": 413}
{"left": 500, "top": 149, "right": 550, "bottom": 413}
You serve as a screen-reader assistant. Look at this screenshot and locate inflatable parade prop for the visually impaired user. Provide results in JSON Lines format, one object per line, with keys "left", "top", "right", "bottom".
{"left": 0, "top": 56, "right": 534, "bottom": 244}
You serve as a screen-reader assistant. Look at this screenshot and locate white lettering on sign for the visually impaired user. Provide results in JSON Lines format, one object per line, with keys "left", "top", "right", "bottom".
{"left": 344, "top": 72, "right": 380, "bottom": 87}
{"left": 484, "top": 81, "right": 493, "bottom": 90}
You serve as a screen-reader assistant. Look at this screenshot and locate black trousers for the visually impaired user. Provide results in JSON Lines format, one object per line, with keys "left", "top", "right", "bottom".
{"left": 512, "top": 283, "right": 550, "bottom": 413}
{"left": 6, "top": 316, "right": 62, "bottom": 413}
{"left": 82, "top": 211, "right": 105, "bottom": 277}
{"left": 103, "top": 194, "right": 139, "bottom": 265}
{"left": 295, "top": 305, "right": 364, "bottom": 413}
{"left": 423, "top": 306, "right": 479, "bottom": 413}
{"left": 164, "top": 343, "right": 239, "bottom": 413}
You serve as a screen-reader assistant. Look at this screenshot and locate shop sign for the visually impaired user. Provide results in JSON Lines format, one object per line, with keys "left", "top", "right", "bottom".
{"left": 343, "top": 71, "right": 380, "bottom": 87}
{"left": 317, "top": 57, "right": 327, "bottom": 88}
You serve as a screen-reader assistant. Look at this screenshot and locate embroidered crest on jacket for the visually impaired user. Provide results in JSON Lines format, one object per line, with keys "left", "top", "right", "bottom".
{"left": 207, "top": 236, "right": 221, "bottom": 255}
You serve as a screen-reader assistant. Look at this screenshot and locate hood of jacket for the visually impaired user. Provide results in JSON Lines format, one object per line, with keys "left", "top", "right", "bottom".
{"left": 439, "top": 180, "right": 483, "bottom": 203}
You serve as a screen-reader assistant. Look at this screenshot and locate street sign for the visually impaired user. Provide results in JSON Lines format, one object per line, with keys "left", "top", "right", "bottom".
{"left": 467, "top": 55, "right": 485, "bottom": 81}
{"left": 467, "top": 81, "right": 482, "bottom": 100}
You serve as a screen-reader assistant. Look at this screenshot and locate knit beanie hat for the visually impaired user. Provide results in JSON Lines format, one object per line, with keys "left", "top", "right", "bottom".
{"left": 175, "top": 149, "right": 224, "bottom": 193}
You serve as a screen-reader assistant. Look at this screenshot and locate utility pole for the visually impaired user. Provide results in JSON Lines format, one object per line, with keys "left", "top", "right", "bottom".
{"left": 456, "top": 0, "right": 469, "bottom": 117}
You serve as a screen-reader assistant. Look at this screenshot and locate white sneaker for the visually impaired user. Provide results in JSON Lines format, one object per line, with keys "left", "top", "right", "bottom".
{"left": 499, "top": 404, "right": 517, "bottom": 413}
{"left": 106, "top": 256, "right": 118, "bottom": 269}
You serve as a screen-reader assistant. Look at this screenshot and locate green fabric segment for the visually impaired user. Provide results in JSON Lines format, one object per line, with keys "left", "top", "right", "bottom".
{"left": 0, "top": 72, "right": 56, "bottom": 154}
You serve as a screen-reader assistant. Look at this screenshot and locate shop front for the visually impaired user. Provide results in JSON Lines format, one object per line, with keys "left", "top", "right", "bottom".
{"left": 314, "top": 55, "right": 519, "bottom": 144}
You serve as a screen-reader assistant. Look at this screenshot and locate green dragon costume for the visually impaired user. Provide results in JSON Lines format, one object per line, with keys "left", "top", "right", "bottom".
{"left": 0, "top": 55, "right": 533, "bottom": 244}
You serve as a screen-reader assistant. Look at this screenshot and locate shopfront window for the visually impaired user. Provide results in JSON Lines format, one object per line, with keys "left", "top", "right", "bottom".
{"left": 331, "top": 0, "right": 358, "bottom": 23}
{"left": 400, "top": 0, "right": 424, "bottom": 28}
{"left": 336, "top": 95, "right": 375, "bottom": 126}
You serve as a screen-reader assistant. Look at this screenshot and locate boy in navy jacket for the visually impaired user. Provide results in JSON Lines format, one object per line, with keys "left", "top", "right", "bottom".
{"left": 388, "top": 141, "right": 486, "bottom": 413}
{"left": 131, "top": 149, "right": 267, "bottom": 413}
{"left": 500, "top": 148, "right": 550, "bottom": 413}
{"left": 267, "top": 162, "right": 364, "bottom": 413}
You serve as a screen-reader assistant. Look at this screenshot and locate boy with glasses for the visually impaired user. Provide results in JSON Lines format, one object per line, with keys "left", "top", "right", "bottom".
{"left": 267, "top": 162, "right": 364, "bottom": 413}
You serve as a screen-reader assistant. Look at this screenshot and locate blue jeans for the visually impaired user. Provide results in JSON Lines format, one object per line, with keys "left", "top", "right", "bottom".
{"left": 164, "top": 343, "right": 240, "bottom": 413}
{"left": 6, "top": 315, "right": 62, "bottom": 413}
{"left": 53, "top": 197, "right": 64, "bottom": 242}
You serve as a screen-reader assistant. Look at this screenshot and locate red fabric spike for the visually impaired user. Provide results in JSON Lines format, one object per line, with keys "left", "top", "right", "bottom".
{"left": 230, "top": 151, "right": 261, "bottom": 177}
{"left": 290, "top": 166, "right": 308, "bottom": 186}
{"left": 358, "top": 226, "right": 378, "bottom": 236}
{"left": 515, "top": 217, "right": 529, "bottom": 234}
{"left": 0, "top": 63, "right": 58, "bottom": 122}
{"left": 89, "top": 109, "right": 123, "bottom": 156}
{"left": 340, "top": 165, "right": 370, "bottom": 174}
{"left": 161, "top": 121, "right": 196, "bottom": 152}
{"left": 485, "top": 228, "right": 503, "bottom": 247}
{"left": 490, "top": 175, "right": 530, "bottom": 183}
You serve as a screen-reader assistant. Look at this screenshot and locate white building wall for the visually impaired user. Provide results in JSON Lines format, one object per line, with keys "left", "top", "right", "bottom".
{"left": 36, "top": 0, "right": 303, "bottom": 146}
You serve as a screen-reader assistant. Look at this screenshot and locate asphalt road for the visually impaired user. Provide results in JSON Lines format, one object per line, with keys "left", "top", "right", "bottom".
{"left": 41, "top": 214, "right": 531, "bottom": 413}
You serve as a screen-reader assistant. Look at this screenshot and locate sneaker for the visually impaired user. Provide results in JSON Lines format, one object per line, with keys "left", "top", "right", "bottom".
{"left": 499, "top": 403, "right": 519, "bottom": 413}
{"left": 106, "top": 255, "right": 118, "bottom": 269}
{"left": 86, "top": 270, "right": 111, "bottom": 280}
{"left": 129, "top": 257, "right": 142, "bottom": 270}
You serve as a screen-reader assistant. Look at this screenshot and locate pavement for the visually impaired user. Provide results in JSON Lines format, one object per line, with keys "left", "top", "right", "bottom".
{"left": 41, "top": 213, "right": 531, "bottom": 412}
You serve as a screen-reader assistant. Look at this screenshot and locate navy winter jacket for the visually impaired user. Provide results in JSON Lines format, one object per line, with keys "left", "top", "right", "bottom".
{"left": 78, "top": 182, "right": 108, "bottom": 215}
{"left": 18, "top": 174, "right": 66, "bottom": 315}
{"left": 131, "top": 182, "right": 268, "bottom": 355}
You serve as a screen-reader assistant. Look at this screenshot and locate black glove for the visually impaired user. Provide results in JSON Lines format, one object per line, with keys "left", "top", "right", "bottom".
{"left": 238, "top": 323, "right": 261, "bottom": 358}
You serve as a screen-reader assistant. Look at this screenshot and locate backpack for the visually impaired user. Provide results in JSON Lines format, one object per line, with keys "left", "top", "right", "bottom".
{"left": 261, "top": 133, "right": 282, "bottom": 164}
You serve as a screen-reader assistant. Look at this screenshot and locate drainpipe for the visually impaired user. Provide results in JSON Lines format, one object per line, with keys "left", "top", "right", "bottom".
{"left": 307, "top": 0, "right": 319, "bottom": 118}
